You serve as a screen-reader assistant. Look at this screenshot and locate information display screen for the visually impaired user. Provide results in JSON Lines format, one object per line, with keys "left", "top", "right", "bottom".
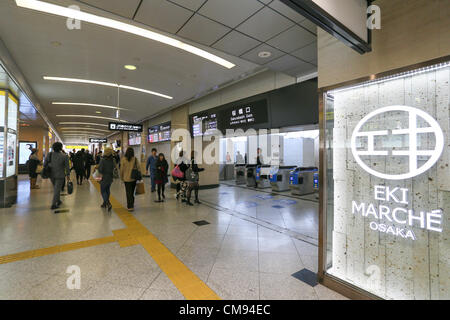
{"left": 128, "top": 132, "right": 141, "bottom": 146}
{"left": 148, "top": 122, "right": 171, "bottom": 143}
{"left": 191, "top": 112, "right": 218, "bottom": 137}
{"left": 19, "top": 142, "right": 37, "bottom": 165}
{"left": 89, "top": 138, "right": 107, "bottom": 143}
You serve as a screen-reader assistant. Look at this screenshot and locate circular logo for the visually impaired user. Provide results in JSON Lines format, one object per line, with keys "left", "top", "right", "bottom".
{"left": 351, "top": 106, "right": 444, "bottom": 180}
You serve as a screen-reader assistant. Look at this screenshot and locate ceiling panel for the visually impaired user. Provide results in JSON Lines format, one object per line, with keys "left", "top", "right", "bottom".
{"left": 236, "top": 7, "right": 294, "bottom": 42}
{"left": 177, "top": 14, "right": 231, "bottom": 46}
{"left": 199, "top": 0, "right": 264, "bottom": 28}
{"left": 266, "top": 25, "right": 316, "bottom": 53}
{"left": 212, "top": 31, "right": 260, "bottom": 57}
{"left": 134, "top": 0, "right": 193, "bottom": 34}
{"left": 291, "top": 42, "right": 317, "bottom": 64}
{"left": 240, "top": 43, "right": 284, "bottom": 65}
{"left": 268, "top": 0, "right": 307, "bottom": 23}
{"left": 78, "top": 0, "right": 141, "bottom": 19}
{"left": 257, "top": 0, "right": 274, "bottom": 4}
{"left": 168, "top": 0, "right": 206, "bottom": 11}
{"left": 300, "top": 19, "right": 317, "bottom": 35}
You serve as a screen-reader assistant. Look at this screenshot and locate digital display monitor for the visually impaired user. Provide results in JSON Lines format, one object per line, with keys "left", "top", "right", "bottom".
{"left": 191, "top": 112, "right": 218, "bottom": 137}
{"left": 19, "top": 142, "right": 37, "bottom": 165}
{"left": 148, "top": 122, "right": 171, "bottom": 143}
{"left": 128, "top": 132, "right": 141, "bottom": 146}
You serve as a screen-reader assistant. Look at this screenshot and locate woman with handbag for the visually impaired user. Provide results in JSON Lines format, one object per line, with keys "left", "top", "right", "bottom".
{"left": 120, "top": 147, "right": 142, "bottom": 212}
{"left": 155, "top": 153, "right": 169, "bottom": 202}
{"left": 27, "top": 148, "right": 42, "bottom": 190}
{"left": 97, "top": 148, "right": 115, "bottom": 211}
{"left": 174, "top": 150, "right": 189, "bottom": 201}
{"left": 185, "top": 151, "right": 205, "bottom": 206}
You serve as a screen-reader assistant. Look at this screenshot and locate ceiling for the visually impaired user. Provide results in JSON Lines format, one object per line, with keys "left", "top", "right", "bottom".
{"left": 0, "top": 0, "right": 318, "bottom": 143}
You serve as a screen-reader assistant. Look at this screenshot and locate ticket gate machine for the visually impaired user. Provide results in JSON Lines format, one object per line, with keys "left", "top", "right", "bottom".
{"left": 269, "top": 166, "right": 297, "bottom": 192}
{"left": 235, "top": 165, "right": 246, "bottom": 185}
{"left": 246, "top": 165, "right": 257, "bottom": 187}
{"left": 255, "top": 165, "right": 271, "bottom": 189}
{"left": 289, "top": 167, "right": 319, "bottom": 196}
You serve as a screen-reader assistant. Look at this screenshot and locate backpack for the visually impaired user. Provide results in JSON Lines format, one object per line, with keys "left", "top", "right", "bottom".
{"left": 185, "top": 167, "right": 199, "bottom": 182}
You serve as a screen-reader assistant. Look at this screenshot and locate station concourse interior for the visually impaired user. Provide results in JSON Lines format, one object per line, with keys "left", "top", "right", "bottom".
{"left": 0, "top": 0, "right": 449, "bottom": 301}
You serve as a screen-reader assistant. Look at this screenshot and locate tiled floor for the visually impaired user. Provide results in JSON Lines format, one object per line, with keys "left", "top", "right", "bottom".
{"left": 0, "top": 174, "right": 347, "bottom": 300}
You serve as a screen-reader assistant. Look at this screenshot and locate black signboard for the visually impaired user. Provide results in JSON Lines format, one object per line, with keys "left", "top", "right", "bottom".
{"left": 109, "top": 122, "right": 143, "bottom": 132}
{"left": 220, "top": 99, "right": 268, "bottom": 129}
{"left": 89, "top": 138, "right": 107, "bottom": 143}
{"left": 148, "top": 121, "right": 171, "bottom": 143}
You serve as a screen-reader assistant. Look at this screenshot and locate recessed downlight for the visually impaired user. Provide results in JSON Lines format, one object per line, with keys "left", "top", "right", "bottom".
{"left": 15, "top": 0, "right": 235, "bottom": 69}
{"left": 124, "top": 65, "right": 137, "bottom": 71}
{"left": 258, "top": 51, "right": 272, "bottom": 58}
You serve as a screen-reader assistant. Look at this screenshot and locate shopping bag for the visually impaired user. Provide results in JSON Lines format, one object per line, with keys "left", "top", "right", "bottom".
{"left": 171, "top": 165, "right": 184, "bottom": 179}
{"left": 135, "top": 181, "right": 145, "bottom": 195}
{"left": 93, "top": 169, "right": 102, "bottom": 181}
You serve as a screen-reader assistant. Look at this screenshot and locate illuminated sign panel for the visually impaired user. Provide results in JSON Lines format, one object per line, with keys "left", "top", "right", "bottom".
{"left": 109, "top": 122, "right": 143, "bottom": 132}
{"left": 325, "top": 62, "right": 450, "bottom": 300}
{"left": 89, "top": 138, "right": 107, "bottom": 143}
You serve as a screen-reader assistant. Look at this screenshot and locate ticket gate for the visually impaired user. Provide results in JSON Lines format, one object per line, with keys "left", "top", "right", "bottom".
{"left": 269, "top": 166, "right": 297, "bottom": 192}
{"left": 246, "top": 165, "right": 257, "bottom": 187}
{"left": 255, "top": 165, "right": 271, "bottom": 189}
{"left": 289, "top": 167, "right": 319, "bottom": 196}
{"left": 235, "top": 165, "right": 246, "bottom": 185}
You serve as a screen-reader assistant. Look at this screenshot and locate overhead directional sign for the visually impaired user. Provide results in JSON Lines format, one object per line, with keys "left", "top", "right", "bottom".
{"left": 89, "top": 138, "right": 107, "bottom": 143}
{"left": 109, "top": 122, "right": 143, "bottom": 132}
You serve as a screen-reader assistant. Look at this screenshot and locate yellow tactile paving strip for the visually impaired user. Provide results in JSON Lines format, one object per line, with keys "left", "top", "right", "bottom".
{"left": 91, "top": 179, "right": 220, "bottom": 300}
{"left": 0, "top": 178, "right": 220, "bottom": 300}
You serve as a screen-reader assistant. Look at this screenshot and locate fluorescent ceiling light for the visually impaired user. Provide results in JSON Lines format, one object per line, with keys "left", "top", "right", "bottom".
{"left": 124, "top": 65, "right": 137, "bottom": 71}
{"left": 16, "top": 0, "right": 235, "bottom": 69}
{"left": 56, "top": 115, "right": 128, "bottom": 122}
{"left": 59, "top": 122, "right": 109, "bottom": 127}
{"left": 53, "top": 102, "right": 128, "bottom": 110}
{"left": 61, "top": 127, "right": 110, "bottom": 132}
{"left": 44, "top": 76, "right": 173, "bottom": 100}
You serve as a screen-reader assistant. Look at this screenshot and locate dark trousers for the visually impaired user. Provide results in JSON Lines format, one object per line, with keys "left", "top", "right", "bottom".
{"left": 76, "top": 173, "right": 84, "bottom": 184}
{"left": 61, "top": 177, "right": 66, "bottom": 191}
{"left": 50, "top": 178, "right": 65, "bottom": 206}
{"left": 85, "top": 165, "right": 91, "bottom": 179}
{"left": 186, "top": 181, "right": 199, "bottom": 202}
{"left": 100, "top": 181, "right": 112, "bottom": 205}
{"left": 157, "top": 183, "right": 165, "bottom": 200}
{"left": 150, "top": 172, "right": 156, "bottom": 192}
{"left": 124, "top": 181, "right": 137, "bottom": 209}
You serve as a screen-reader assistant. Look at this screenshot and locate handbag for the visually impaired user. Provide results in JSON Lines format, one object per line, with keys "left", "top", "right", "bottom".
{"left": 67, "top": 180, "right": 74, "bottom": 195}
{"left": 131, "top": 158, "right": 142, "bottom": 181}
{"left": 135, "top": 181, "right": 145, "bottom": 195}
{"left": 112, "top": 159, "right": 119, "bottom": 179}
{"left": 41, "top": 152, "right": 52, "bottom": 179}
{"left": 36, "top": 164, "right": 43, "bottom": 174}
{"left": 93, "top": 168, "right": 102, "bottom": 181}
{"left": 185, "top": 168, "right": 199, "bottom": 182}
{"left": 171, "top": 165, "right": 184, "bottom": 179}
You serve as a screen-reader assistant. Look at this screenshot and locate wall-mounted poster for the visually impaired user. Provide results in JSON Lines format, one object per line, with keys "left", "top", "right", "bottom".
{"left": 7, "top": 95, "right": 18, "bottom": 132}
{"left": 19, "top": 142, "right": 37, "bottom": 165}
{"left": 6, "top": 132, "right": 16, "bottom": 177}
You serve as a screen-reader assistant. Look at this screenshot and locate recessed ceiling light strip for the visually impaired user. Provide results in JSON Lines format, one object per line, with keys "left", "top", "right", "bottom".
{"left": 53, "top": 102, "right": 128, "bottom": 110}
{"left": 59, "top": 122, "right": 109, "bottom": 127}
{"left": 15, "top": 0, "right": 235, "bottom": 69}
{"left": 56, "top": 115, "right": 128, "bottom": 122}
{"left": 61, "top": 127, "right": 110, "bottom": 132}
{"left": 44, "top": 76, "right": 173, "bottom": 100}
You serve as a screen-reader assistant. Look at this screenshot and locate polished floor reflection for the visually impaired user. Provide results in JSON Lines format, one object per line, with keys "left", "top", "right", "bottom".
{"left": 0, "top": 175, "right": 345, "bottom": 300}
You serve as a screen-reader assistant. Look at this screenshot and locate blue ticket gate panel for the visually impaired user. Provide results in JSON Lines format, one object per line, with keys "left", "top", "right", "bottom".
{"left": 289, "top": 167, "right": 319, "bottom": 196}
{"left": 269, "top": 166, "right": 297, "bottom": 192}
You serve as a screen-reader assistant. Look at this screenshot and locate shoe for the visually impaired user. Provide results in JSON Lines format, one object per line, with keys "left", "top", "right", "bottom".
{"left": 186, "top": 201, "right": 194, "bottom": 206}
{"left": 57, "top": 200, "right": 62, "bottom": 206}
{"left": 155, "top": 199, "right": 162, "bottom": 203}
{"left": 128, "top": 208, "right": 134, "bottom": 212}
{"left": 101, "top": 203, "right": 106, "bottom": 208}
{"left": 107, "top": 203, "right": 112, "bottom": 211}
{"left": 51, "top": 205, "right": 59, "bottom": 210}
{"left": 195, "top": 199, "right": 201, "bottom": 204}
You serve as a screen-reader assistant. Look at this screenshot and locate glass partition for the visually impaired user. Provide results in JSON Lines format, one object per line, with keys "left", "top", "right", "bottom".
{"left": 323, "top": 61, "right": 450, "bottom": 299}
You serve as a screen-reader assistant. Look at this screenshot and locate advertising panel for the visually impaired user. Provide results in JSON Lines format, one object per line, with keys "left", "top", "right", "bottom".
{"left": 324, "top": 62, "right": 450, "bottom": 299}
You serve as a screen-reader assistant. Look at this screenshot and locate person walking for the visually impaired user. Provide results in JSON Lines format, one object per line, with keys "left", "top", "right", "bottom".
{"left": 185, "top": 150, "right": 204, "bottom": 206}
{"left": 95, "top": 151, "right": 102, "bottom": 165}
{"left": 85, "top": 150, "right": 94, "bottom": 179}
{"left": 174, "top": 150, "right": 189, "bottom": 201}
{"left": 154, "top": 153, "right": 168, "bottom": 202}
{"left": 120, "top": 147, "right": 142, "bottom": 212}
{"left": 27, "top": 148, "right": 42, "bottom": 190}
{"left": 44, "top": 142, "right": 70, "bottom": 210}
{"left": 98, "top": 148, "right": 115, "bottom": 211}
{"left": 73, "top": 150, "right": 85, "bottom": 185}
{"left": 146, "top": 148, "right": 158, "bottom": 193}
